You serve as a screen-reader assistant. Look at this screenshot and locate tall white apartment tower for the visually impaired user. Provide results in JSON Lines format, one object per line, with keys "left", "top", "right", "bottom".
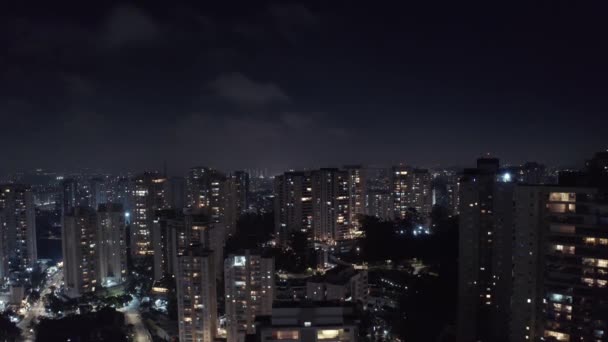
{"left": 224, "top": 251, "right": 275, "bottom": 342}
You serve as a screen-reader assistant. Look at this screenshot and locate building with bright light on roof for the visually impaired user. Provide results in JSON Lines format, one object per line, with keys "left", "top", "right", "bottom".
{"left": 131, "top": 172, "right": 168, "bottom": 258}
{"left": 457, "top": 157, "right": 515, "bottom": 342}
{"left": 224, "top": 251, "right": 274, "bottom": 342}
{"left": 97, "top": 203, "right": 127, "bottom": 287}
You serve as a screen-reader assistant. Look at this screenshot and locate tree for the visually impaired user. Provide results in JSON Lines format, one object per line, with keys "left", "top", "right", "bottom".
{"left": 36, "top": 307, "right": 127, "bottom": 342}
{"left": 360, "top": 216, "right": 397, "bottom": 262}
{"left": 0, "top": 316, "right": 20, "bottom": 342}
{"left": 225, "top": 212, "right": 275, "bottom": 253}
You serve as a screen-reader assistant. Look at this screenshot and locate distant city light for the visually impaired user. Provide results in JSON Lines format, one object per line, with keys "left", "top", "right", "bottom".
{"left": 502, "top": 173, "right": 512, "bottom": 182}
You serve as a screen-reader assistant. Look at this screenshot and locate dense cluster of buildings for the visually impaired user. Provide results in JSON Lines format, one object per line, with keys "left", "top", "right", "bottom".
{"left": 272, "top": 165, "right": 443, "bottom": 246}
{"left": 457, "top": 152, "right": 608, "bottom": 342}
{"left": 6, "top": 153, "right": 602, "bottom": 342}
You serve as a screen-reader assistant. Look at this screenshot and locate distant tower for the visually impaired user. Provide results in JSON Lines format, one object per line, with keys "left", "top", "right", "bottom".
{"left": 344, "top": 165, "right": 366, "bottom": 231}
{"left": 224, "top": 171, "right": 250, "bottom": 237}
{"left": 390, "top": 166, "right": 432, "bottom": 219}
{"left": 186, "top": 167, "right": 226, "bottom": 222}
{"left": 61, "top": 178, "right": 78, "bottom": 217}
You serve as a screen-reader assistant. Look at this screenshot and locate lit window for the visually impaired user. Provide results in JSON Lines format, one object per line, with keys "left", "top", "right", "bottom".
{"left": 544, "top": 330, "right": 570, "bottom": 341}
{"left": 549, "top": 192, "right": 576, "bottom": 202}
{"left": 273, "top": 330, "right": 300, "bottom": 339}
{"left": 317, "top": 329, "right": 341, "bottom": 340}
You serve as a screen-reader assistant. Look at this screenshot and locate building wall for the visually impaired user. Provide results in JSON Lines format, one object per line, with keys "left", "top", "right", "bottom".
{"left": 0, "top": 185, "right": 37, "bottom": 278}
{"left": 97, "top": 204, "right": 127, "bottom": 286}
{"left": 511, "top": 186, "right": 608, "bottom": 342}
{"left": 132, "top": 173, "right": 168, "bottom": 257}
{"left": 274, "top": 172, "right": 313, "bottom": 245}
{"left": 258, "top": 306, "right": 358, "bottom": 342}
{"left": 63, "top": 207, "right": 98, "bottom": 297}
{"left": 177, "top": 249, "right": 217, "bottom": 342}
{"left": 312, "top": 169, "right": 350, "bottom": 242}
{"left": 457, "top": 158, "right": 513, "bottom": 342}
{"left": 224, "top": 171, "right": 249, "bottom": 237}
{"left": 345, "top": 166, "right": 366, "bottom": 231}
{"left": 225, "top": 252, "right": 274, "bottom": 342}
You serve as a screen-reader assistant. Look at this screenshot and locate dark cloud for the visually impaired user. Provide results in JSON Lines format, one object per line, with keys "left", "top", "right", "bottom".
{"left": 268, "top": 3, "right": 320, "bottom": 28}
{"left": 209, "top": 72, "right": 290, "bottom": 106}
{"left": 268, "top": 3, "right": 320, "bottom": 42}
{"left": 61, "top": 73, "right": 95, "bottom": 96}
{"left": 0, "top": 1, "right": 607, "bottom": 174}
{"left": 102, "top": 5, "right": 161, "bottom": 47}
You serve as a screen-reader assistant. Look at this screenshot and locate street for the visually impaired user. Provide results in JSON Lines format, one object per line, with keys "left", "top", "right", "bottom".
{"left": 18, "top": 267, "right": 63, "bottom": 341}
{"left": 121, "top": 298, "right": 152, "bottom": 342}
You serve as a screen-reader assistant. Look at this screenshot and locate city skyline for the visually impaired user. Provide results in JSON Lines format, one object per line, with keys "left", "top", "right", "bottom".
{"left": 1, "top": 1, "right": 608, "bottom": 341}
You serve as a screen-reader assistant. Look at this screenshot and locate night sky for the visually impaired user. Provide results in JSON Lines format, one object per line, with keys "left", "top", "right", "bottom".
{"left": 2, "top": 1, "right": 607, "bottom": 174}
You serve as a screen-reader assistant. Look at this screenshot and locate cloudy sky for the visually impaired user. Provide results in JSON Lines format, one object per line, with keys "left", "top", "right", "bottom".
{"left": 1, "top": 1, "right": 607, "bottom": 174}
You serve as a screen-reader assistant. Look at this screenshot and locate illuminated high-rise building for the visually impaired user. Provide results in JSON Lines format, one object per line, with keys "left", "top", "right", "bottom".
{"left": 446, "top": 174, "right": 461, "bottom": 215}
{"left": 391, "top": 166, "right": 432, "bottom": 219}
{"left": 224, "top": 251, "right": 274, "bottom": 342}
{"left": 97, "top": 203, "right": 127, "bottom": 287}
{"left": 457, "top": 158, "right": 515, "bottom": 342}
{"left": 275, "top": 169, "right": 351, "bottom": 243}
{"left": 391, "top": 166, "right": 410, "bottom": 220}
{"left": 409, "top": 169, "right": 433, "bottom": 216}
{"left": 344, "top": 165, "right": 366, "bottom": 231}
{"left": 0, "top": 184, "right": 37, "bottom": 280}
{"left": 186, "top": 167, "right": 226, "bottom": 223}
{"left": 131, "top": 172, "right": 168, "bottom": 258}
{"left": 273, "top": 171, "right": 313, "bottom": 245}
{"left": 152, "top": 210, "right": 225, "bottom": 281}
{"left": 365, "top": 189, "right": 392, "bottom": 221}
{"left": 63, "top": 206, "right": 98, "bottom": 297}
{"left": 510, "top": 152, "right": 608, "bottom": 342}
{"left": 176, "top": 246, "right": 217, "bottom": 342}
{"left": 312, "top": 169, "right": 350, "bottom": 242}
{"left": 152, "top": 209, "right": 182, "bottom": 281}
